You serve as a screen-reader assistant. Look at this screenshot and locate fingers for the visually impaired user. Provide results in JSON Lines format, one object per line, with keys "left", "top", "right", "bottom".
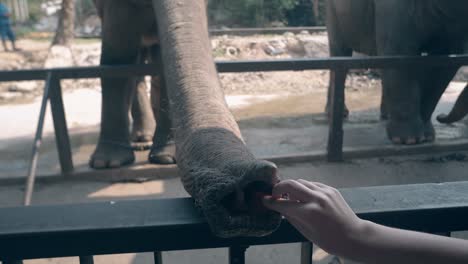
{"left": 297, "top": 179, "right": 329, "bottom": 190}
{"left": 271, "top": 180, "right": 317, "bottom": 202}
{"left": 262, "top": 195, "right": 302, "bottom": 214}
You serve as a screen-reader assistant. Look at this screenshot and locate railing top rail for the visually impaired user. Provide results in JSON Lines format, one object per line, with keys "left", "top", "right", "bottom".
{"left": 1, "top": 55, "right": 468, "bottom": 82}
{"left": 1, "top": 181, "right": 468, "bottom": 260}
{"left": 208, "top": 26, "right": 327, "bottom": 36}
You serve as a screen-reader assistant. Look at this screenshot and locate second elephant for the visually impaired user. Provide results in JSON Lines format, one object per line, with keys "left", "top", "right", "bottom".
{"left": 326, "top": 0, "right": 468, "bottom": 145}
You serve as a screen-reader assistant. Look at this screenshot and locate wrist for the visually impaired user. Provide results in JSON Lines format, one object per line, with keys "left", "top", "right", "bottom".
{"left": 342, "top": 220, "right": 377, "bottom": 261}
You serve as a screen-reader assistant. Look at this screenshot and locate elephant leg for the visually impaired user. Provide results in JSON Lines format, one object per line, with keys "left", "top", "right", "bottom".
{"left": 419, "top": 67, "right": 459, "bottom": 142}
{"left": 130, "top": 49, "right": 156, "bottom": 150}
{"left": 380, "top": 73, "right": 389, "bottom": 120}
{"left": 375, "top": 4, "right": 424, "bottom": 145}
{"left": 90, "top": 2, "right": 141, "bottom": 169}
{"left": 325, "top": 1, "right": 352, "bottom": 118}
{"left": 148, "top": 44, "right": 176, "bottom": 164}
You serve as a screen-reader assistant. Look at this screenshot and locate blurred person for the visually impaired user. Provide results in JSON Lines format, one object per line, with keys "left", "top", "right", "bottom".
{"left": 0, "top": 1, "right": 19, "bottom": 51}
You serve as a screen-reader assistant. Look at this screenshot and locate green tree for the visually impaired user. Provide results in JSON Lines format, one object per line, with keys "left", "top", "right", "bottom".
{"left": 207, "top": 0, "right": 297, "bottom": 27}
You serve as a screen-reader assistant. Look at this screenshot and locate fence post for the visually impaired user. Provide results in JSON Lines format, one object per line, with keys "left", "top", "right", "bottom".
{"left": 301, "top": 242, "right": 313, "bottom": 264}
{"left": 49, "top": 76, "right": 74, "bottom": 175}
{"left": 153, "top": 252, "right": 163, "bottom": 264}
{"left": 229, "top": 246, "right": 249, "bottom": 264}
{"left": 327, "top": 67, "right": 346, "bottom": 162}
{"left": 23, "top": 72, "right": 53, "bottom": 206}
{"left": 79, "top": 256, "right": 94, "bottom": 264}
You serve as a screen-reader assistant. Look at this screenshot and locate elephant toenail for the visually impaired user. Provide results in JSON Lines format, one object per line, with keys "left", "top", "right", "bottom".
{"left": 392, "top": 137, "right": 401, "bottom": 144}
{"left": 406, "top": 138, "right": 416, "bottom": 145}
{"left": 92, "top": 160, "right": 106, "bottom": 169}
{"left": 109, "top": 160, "right": 122, "bottom": 168}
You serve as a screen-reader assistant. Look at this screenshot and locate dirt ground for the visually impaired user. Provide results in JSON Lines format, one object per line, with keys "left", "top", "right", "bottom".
{"left": 1, "top": 32, "right": 468, "bottom": 264}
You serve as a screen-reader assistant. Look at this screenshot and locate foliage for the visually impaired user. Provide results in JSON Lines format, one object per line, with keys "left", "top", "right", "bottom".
{"left": 207, "top": 0, "right": 308, "bottom": 27}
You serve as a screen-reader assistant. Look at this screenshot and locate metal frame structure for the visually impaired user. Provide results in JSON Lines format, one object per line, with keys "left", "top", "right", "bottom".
{"left": 1, "top": 55, "right": 468, "bottom": 204}
{"left": 1, "top": 181, "right": 468, "bottom": 264}
{"left": 1, "top": 52, "right": 468, "bottom": 263}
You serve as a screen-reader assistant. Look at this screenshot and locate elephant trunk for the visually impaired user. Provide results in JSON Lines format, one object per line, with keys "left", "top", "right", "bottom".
{"left": 437, "top": 84, "right": 468, "bottom": 124}
{"left": 152, "top": 0, "right": 281, "bottom": 238}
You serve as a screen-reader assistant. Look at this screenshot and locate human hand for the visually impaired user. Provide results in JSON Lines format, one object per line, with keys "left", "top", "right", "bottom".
{"left": 262, "top": 179, "right": 367, "bottom": 257}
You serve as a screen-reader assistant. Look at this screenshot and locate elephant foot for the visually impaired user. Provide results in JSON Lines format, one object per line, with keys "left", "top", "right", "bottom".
{"left": 386, "top": 119, "right": 426, "bottom": 145}
{"left": 131, "top": 125, "right": 154, "bottom": 151}
{"left": 423, "top": 122, "right": 435, "bottom": 142}
{"left": 131, "top": 132, "right": 153, "bottom": 151}
{"left": 90, "top": 140, "right": 135, "bottom": 169}
{"left": 148, "top": 141, "right": 176, "bottom": 164}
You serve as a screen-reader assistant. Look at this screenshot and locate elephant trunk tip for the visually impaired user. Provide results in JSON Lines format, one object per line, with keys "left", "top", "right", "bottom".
{"left": 221, "top": 161, "right": 280, "bottom": 216}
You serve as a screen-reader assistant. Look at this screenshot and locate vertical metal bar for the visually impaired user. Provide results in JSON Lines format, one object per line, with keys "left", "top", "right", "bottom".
{"left": 229, "top": 246, "right": 248, "bottom": 264}
{"left": 49, "top": 77, "right": 74, "bottom": 175}
{"left": 79, "top": 256, "right": 94, "bottom": 264}
{"left": 327, "top": 67, "right": 346, "bottom": 162}
{"left": 23, "top": 72, "right": 53, "bottom": 206}
{"left": 300, "top": 242, "right": 313, "bottom": 264}
{"left": 153, "top": 251, "right": 163, "bottom": 264}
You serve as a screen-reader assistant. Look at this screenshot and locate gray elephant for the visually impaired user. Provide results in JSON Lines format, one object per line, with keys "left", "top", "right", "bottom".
{"left": 91, "top": 0, "right": 281, "bottom": 237}
{"left": 325, "top": 0, "right": 468, "bottom": 145}
{"left": 91, "top": 0, "right": 175, "bottom": 168}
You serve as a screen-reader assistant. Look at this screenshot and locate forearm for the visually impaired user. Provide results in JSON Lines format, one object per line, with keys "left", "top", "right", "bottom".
{"left": 348, "top": 221, "right": 468, "bottom": 264}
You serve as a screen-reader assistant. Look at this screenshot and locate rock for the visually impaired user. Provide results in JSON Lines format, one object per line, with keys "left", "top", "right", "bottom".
{"left": 44, "top": 45, "right": 75, "bottom": 68}
{"left": 263, "top": 44, "right": 283, "bottom": 56}
{"left": 302, "top": 37, "right": 329, "bottom": 58}
{"left": 225, "top": 46, "right": 239, "bottom": 56}
{"left": 7, "top": 81, "right": 37, "bottom": 93}
{"left": 263, "top": 40, "right": 287, "bottom": 56}
{"left": 0, "top": 91, "right": 22, "bottom": 101}
{"left": 283, "top": 32, "right": 295, "bottom": 38}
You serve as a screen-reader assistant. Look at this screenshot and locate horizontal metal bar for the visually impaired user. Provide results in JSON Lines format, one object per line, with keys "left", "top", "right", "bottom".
{"left": 77, "top": 27, "right": 327, "bottom": 39}
{"left": 1, "top": 181, "right": 468, "bottom": 260}
{"left": 1, "top": 55, "right": 468, "bottom": 82}
{"left": 209, "top": 26, "right": 326, "bottom": 36}
{"left": 3, "top": 260, "right": 23, "bottom": 264}
{"left": 1, "top": 138, "right": 468, "bottom": 187}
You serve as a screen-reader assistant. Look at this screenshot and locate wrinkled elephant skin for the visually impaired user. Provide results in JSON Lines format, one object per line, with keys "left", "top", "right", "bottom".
{"left": 152, "top": 0, "right": 282, "bottom": 237}
{"left": 92, "top": 0, "right": 282, "bottom": 237}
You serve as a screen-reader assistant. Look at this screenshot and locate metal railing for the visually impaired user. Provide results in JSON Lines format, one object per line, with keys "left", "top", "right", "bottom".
{"left": 2, "top": 55, "right": 468, "bottom": 204}
{"left": 1, "top": 181, "right": 468, "bottom": 264}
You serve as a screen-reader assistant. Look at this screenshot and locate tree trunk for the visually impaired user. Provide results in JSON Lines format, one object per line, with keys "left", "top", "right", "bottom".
{"left": 52, "top": 0, "right": 75, "bottom": 46}
{"left": 152, "top": 0, "right": 281, "bottom": 238}
{"left": 313, "top": 0, "right": 319, "bottom": 21}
